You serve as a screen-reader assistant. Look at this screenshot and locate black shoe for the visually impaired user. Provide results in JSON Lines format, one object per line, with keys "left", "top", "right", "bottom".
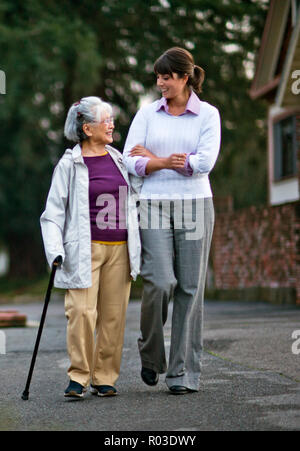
{"left": 169, "top": 385, "right": 189, "bottom": 395}
{"left": 141, "top": 367, "right": 159, "bottom": 386}
{"left": 64, "top": 380, "right": 85, "bottom": 398}
{"left": 90, "top": 384, "right": 117, "bottom": 397}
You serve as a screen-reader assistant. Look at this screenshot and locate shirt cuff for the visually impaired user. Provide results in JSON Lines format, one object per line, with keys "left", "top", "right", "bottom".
{"left": 135, "top": 157, "right": 151, "bottom": 177}
{"left": 175, "top": 153, "right": 194, "bottom": 177}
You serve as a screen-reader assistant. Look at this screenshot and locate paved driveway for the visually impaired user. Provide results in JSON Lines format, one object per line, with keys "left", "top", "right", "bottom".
{"left": 0, "top": 296, "right": 299, "bottom": 431}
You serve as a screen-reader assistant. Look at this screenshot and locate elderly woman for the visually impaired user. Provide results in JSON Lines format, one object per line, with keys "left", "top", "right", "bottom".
{"left": 123, "top": 48, "right": 221, "bottom": 395}
{"left": 40, "top": 96, "right": 140, "bottom": 399}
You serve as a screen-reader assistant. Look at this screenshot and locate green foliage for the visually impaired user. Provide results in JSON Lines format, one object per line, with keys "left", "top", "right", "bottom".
{"left": 0, "top": 0, "right": 268, "bottom": 277}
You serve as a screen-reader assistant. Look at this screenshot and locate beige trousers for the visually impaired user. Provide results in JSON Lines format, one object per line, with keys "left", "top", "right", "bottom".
{"left": 64, "top": 242, "right": 131, "bottom": 387}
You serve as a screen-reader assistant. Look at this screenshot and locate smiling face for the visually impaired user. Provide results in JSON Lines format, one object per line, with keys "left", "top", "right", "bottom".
{"left": 156, "top": 72, "right": 188, "bottom": 100}
{"left": 83, "top": 112, "right": 114, "bottom": 145}
{"left": 95, "top": 113, "right": 114, "bottom": 145}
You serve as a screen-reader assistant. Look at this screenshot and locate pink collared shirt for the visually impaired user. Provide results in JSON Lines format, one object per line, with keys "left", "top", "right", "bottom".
{"left": 156, "top": 90, "right": 201, "bottom": 115}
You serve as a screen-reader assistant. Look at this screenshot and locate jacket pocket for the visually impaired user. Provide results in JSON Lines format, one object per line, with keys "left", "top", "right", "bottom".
{"left": 62, "top": 240, "right": 79, "bottom": 275}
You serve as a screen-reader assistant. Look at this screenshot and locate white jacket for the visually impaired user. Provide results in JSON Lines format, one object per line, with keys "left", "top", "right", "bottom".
{"left": 40, "top": 144, "right": 141, "bottom": 288}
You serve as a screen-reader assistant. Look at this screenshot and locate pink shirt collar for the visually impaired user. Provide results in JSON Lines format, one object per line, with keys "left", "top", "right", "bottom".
{"left": 156, "top": 90, "right": 201, "bottom": 115}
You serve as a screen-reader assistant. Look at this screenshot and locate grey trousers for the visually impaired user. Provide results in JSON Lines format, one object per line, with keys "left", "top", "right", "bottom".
{"left": 138, "top": 198, "right": 214, "bottom": 391}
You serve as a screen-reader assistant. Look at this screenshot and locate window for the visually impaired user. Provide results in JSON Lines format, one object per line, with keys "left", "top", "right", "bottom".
{"left": 273, "top": 115, "right": 297, "bottom": 181}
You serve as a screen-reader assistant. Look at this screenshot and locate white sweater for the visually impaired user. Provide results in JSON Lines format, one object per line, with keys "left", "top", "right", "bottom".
{"left": 123, "top": 93, "right": 221, "bottom": 199}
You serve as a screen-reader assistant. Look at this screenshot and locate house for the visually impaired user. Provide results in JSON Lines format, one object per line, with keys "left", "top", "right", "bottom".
{"left": 209, "top": 0, "right": 300, "bottom": 305}
{"left": 250, "top": 0, "right": 300, "bottom": 206}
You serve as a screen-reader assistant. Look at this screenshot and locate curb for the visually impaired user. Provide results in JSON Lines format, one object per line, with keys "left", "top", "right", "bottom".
{"left": 0, "top": 310, "right": 27, "bottom": 327}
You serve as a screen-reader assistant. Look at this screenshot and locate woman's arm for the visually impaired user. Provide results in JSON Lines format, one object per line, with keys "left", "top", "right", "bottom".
{"left": 187, "top": 107, "right": 221, "bottom": 175}
{"left": 123, "top": 108, "right": 150, "bottom": 177}
{"left": 40, "top": 161, "right": 69, "bottom": 268}
{"left": 130, "top": 145, "right": 187, "bottom": 175}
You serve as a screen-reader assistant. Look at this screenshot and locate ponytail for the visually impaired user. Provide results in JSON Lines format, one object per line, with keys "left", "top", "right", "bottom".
{"left": 64, "top": 104, "right": 81, "bottom": 142}
{"left": 188, "top": 65, "right": 205, "bottom": 94}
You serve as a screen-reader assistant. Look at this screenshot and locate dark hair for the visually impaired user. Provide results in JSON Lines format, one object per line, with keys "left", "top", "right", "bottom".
{"left": 154, "top": 47, "right": 205, "bottom": 94}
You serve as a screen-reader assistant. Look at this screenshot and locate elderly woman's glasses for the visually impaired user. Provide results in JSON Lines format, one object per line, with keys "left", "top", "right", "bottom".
{"left": 100, "top": 117, "right": 114, "bottom": 125}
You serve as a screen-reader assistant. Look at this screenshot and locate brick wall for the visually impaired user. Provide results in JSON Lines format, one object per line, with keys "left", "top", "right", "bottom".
{"left": 207, "top": 112, "right": 300, "bottom": 305}
{"left": 209, "top": 200, "right": 300, "bottom": 305}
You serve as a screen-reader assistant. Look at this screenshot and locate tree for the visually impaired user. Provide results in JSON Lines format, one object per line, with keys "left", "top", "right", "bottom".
{"left": 0, "top": 0, "right": 268, "bottom": 279}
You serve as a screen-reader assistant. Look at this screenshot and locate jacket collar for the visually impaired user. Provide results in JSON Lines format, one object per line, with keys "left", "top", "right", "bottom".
{"left": 72, "top": 144, "right": 84, "bottom": 163}
{"left": 69, "top": 143, "right": 130, "bottom": 185}
{"left": 106, "top": 145, "right": 130, "bottom": 186}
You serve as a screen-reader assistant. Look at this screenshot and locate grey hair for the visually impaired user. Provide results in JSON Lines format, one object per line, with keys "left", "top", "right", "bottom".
{"left": 64, "top": 96, "right": 113, "bottom": 143}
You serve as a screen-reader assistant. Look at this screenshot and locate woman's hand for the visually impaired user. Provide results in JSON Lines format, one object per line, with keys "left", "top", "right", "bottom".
{"left": 130, "top": 146, "right": 187, "bottom": 174}
{"left": 165, "top": 153, "right": 187, "bottom": 169}
{"left": 130, "top": 145, "right": 158, "bottom": 159}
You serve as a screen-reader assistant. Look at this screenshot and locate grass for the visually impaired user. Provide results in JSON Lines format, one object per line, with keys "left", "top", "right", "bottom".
{"left": 0, "top": 274, "right": 56, "bottom": 302}
{"left": 0, "top": 274, "right": 144, "bottom": 302}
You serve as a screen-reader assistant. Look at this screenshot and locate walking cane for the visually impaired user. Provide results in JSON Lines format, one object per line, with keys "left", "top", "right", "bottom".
{"left": 21, "top": 256, "right": 62, "bottom": 401}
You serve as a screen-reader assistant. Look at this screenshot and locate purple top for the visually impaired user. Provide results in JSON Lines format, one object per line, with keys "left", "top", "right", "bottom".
{"left": 134, "top": 91, "right": 200, "bottom": 177}
{"left": 84, "top": 153, "right": 128, "bottom": 242}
